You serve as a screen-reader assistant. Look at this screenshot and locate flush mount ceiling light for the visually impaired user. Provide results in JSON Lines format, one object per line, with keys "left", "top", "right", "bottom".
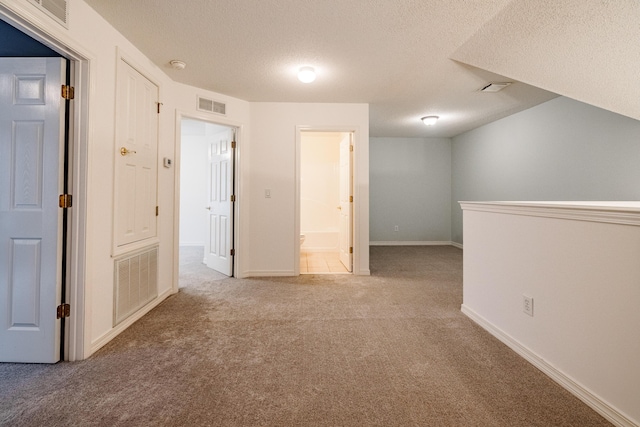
{"left": 169, "top": 60, "right": 187, "bottom": 70}
{"left": 421, "top": 116, "right": 439, "bottom": 126}
{"left": 298, "top": 66, "right": 316, "bottom": 83}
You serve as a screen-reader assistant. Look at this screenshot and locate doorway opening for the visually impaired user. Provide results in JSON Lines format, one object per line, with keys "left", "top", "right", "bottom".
{"left": 179, "top": 118, "right": 237, "bottom": 280}
{"left": 299, "top": 131, "right": 353, "bottom": 274}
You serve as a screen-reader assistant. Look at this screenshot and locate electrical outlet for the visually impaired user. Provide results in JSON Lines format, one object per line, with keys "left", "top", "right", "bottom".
{"left": 523, "top": 295, "right": 534, "bottom": 316}
{"left": 394, "top": 225, "right": 399, "bottom": 232}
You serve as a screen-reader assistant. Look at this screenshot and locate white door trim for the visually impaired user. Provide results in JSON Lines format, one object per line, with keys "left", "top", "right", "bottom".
{"left": 295, "top": 126, "right": 361, "bottom": 275}
{"left": 338, "top": 133, "right": 353, "bottom": 272}
{"left": 0, "top": 3, "right": 91, "bottom": 360}
{"left": 174, "top": 110, "right": 244, "bottom": 288}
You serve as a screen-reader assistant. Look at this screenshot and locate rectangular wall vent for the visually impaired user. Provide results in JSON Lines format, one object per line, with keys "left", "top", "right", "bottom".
{"left": 479, "top": 82, "right": 512, "bottom": 93}
{"left": 28, "top": 0, "right": 68, "bottom": 27}
{"left": 197, "top": 95, "right": 226, "bottom": 115}
{"left": 113, "top": 246, "right": 158, "bottom": 326}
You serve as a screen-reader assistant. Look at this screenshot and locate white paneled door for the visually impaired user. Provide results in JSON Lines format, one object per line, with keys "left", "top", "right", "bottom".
{"left": 114, "top": 58, "right": 158, "bottom": 248}
{"left": 339, "top": 133, "right": 353, "bottom": 272}
{"left": 0, "top": 58, "right": 65, "bottom": 363}
{"left": 204, "top": 129, "right": 234, "bottom": 276}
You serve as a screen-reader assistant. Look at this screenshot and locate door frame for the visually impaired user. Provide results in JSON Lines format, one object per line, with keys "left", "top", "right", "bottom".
{"left": 295, "top": 126, "right": 356, "bottom": 275}
{"left": 0, "top": 4, "right": 90, "bottom": 361}
{"left": 174, "top": 111, "right": 243, "bottom": 286}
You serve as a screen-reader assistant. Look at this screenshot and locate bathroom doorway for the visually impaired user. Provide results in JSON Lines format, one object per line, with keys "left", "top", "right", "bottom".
{"left": 299, "top": 131, "right": 353, "bottom": 274}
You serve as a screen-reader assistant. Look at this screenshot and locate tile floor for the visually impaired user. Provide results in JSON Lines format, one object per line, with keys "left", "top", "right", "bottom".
{"left": 300, "top": 251, "right": 349, "bottom": 274}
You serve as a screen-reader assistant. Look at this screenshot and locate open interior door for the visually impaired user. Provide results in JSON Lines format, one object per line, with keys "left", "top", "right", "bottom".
{"left": 338, "top": 133, "right": 353, "bottom": 272}
{"left": 204, "top": 128, "right": 234, "bottom": 276}
{"left": 0, "top": 58, "right": 66, "bottom": 363}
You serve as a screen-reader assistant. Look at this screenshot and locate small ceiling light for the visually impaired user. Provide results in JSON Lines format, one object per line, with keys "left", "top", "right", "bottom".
{"left": 298, "top": 66, "right": 316, "bottom": 83}
{"left": 170, "top": 60, "right": 186, "bottom": 70}
{"left": 421, "top": 116, "right": 439, "bottom": 126}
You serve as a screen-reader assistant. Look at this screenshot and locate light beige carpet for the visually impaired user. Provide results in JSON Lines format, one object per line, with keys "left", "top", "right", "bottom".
{"left": 0, "top": 246, "right": 611, "bottom": 426}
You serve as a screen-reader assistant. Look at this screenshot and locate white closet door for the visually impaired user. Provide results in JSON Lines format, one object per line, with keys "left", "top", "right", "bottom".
{"left": 114, "top": 58, "right": 158, "bottom": 248}
{"left": 205, "top": 128, "right": 233, "bottom": 276}
{"left": 0, "top": 58, "right": 65, "bottom": 363}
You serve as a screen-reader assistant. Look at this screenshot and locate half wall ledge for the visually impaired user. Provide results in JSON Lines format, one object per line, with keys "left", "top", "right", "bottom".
{"left": 460, "top": 201, "right": 640, "bottom": 427}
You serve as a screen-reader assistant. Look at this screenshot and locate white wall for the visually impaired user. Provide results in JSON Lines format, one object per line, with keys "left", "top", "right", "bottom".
{"left": 462, "top": 202, "right": 640, "bottom": 426}
{"left": 300, "top": 133, "right": 340, "bottom": 234}
{"left": 370, "top": 137, "right": 451, "bottom": 243}
{"left": 452, "top": 96, "right": 640, "bottom": 244}
{"left": 248, "top": 103, "right": 369, "bottom": 276}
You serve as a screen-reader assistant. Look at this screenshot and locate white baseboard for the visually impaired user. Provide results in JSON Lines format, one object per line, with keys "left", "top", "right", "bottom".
{"left": 461, "top": 305, "right": 637, "bottom": 427}
{"left": 244, "top": 269, "right": 372, "bottom": 277}
{"left": 451, "top": 241, "right": 463, "bottom": 249}
{"left": 244, "top": 270, "right": 295, "bottom": 277}
{"left": 90, "top": 288, "right": 174, "bottom": 356}
{"left": 370, "top": 240, "right": 455, "bottom": 246}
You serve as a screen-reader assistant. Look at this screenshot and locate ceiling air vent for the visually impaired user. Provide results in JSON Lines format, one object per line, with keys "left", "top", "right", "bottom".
{"left": 197, "top": 96, "right": 226, "bottom": 115}
{"left": 479, "top": 82, "right": 512, "bottom": 93}
{"left": 28, "top": 0, "right": 68, "bottom": 27}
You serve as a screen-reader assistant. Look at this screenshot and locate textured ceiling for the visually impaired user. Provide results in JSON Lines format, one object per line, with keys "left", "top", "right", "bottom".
{"left": 83, "top": 0, "right": 567, "bottom": 137}
{"left": 452, "top": 0, "right": 640, "bottom": 124}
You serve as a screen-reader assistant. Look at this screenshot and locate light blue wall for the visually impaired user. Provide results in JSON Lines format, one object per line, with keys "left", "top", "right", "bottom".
{"left": 370, "top": 137, "right": 451, "bottom": 242}
{"left": 451, "top": 96, "right": 640, "bottom": 243}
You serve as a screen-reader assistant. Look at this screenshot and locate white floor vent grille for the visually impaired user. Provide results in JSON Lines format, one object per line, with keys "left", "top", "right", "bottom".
{"left": 113, "top": 246, "right": 158, "bottom": 326}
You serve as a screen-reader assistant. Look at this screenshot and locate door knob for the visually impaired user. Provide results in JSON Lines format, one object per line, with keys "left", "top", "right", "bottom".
{"left": 205, "top": 206, "right": 211, "bottom": 210}
{"left": 337, "top": 206, "right": 342, "bottom": 210}
{"left": 120, "top": 147, "right": 137, "bottom": 156}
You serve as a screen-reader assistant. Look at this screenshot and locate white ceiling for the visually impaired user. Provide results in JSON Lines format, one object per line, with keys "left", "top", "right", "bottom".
{"left": 83, "top": 0, "right": 633, "bottom": 138}
{"left": 451, "top": 0, "right": 640, "bottom": 126}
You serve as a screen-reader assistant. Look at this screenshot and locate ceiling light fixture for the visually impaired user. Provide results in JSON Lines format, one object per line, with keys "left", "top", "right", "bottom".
{"left": 298, "top": 66, "right": 316, "bottom": 83}
{"left": 421, "top": 116, "right": 439, "bottom": 126}
{"left": 170, "top": 60, "right": 186, "bottom": 70}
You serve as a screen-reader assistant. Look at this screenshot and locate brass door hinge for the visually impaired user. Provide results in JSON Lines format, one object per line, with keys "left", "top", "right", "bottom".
{"left": 231, "top": 140, "right": 236, "bottom": 149}
{"left": 156, "top": 206, "right": 159, "bottom": 216}
{"left": 349, "top": 196, "right": 353, "bottom": 203}
{"left": 230, "top": 195, "right": 236, "bottom": 202}
{"left": 61, "top": 85, "right": 74, "bottom": 100}
{"left": 156, "top": 102, "right": 163, "bottom": 114}
{"left": 59, "top": 194, "right": 72, "bottom": 208}
{"left": 57, "top": 303, "right": 70, "bottom": 319}
{"left": 230, "top": 249, "right": 235, "bottom": 256}
{"left": 349, "top": 247, "right": 353, "bottom": 254}
{"left": 350, "top": 145, "right": 353, "bottom": 152}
